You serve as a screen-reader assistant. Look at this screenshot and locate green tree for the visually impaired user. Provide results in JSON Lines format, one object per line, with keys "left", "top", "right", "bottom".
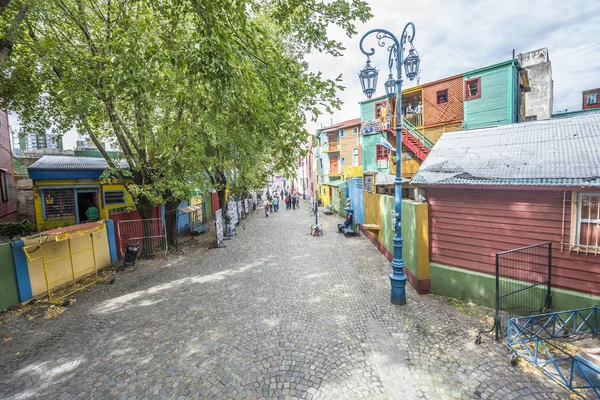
{"left": 0, "top": 0, "right": 371, "bottom": 245}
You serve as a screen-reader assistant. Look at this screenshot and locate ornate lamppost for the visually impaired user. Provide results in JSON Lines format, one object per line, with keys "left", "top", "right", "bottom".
{"left": 358, "top": 23, "right": 420, "bottom": 305}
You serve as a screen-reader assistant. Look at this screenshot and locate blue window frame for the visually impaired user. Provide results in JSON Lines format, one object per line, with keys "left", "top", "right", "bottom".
{"left": 340, "top": 129, "right": 345, "bottom": 137}
{"left": 103, "top": 190, "right": 127, "bottom": 206}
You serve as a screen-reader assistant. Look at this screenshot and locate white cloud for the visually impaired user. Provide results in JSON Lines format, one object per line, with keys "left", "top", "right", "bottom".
{"left": 304, "top": 0, "right": 600, "bottom": 132}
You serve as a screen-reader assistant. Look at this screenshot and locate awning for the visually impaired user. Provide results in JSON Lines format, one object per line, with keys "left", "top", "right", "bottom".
{"left": 179, "top": 205, "right": 202, "bottom": 214}
{"left": 375, "top": 173, "right": 409, "bottom": 186}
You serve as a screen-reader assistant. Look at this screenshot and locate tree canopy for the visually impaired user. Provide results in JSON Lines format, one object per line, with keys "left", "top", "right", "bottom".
{"left": 0, "top": 0, "right": 371, "bottom": 240}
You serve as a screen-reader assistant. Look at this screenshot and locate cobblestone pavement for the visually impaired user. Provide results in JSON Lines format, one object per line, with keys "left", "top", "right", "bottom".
{"left": 0, "top": 202, "right": 570, "bottom": 399}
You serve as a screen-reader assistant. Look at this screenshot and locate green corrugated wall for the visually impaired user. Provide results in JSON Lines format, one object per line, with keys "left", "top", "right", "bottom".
{"left": 0, "top": 243, "right": 19, "bottom": 310}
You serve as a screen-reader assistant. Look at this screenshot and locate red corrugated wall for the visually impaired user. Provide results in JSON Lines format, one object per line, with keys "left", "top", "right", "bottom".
{"left": 428, "top": 188, "right": 600, "bottom": 296}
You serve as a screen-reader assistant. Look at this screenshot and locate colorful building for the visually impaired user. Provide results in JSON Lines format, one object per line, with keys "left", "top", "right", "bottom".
{"left": 421, "top": 74, "right": 464, "bottom": 143}
{"left": 582, "top": 87, "right": 600, "bottom": 111}
{"left": 0, "top": 109, "right": 17, "bottom": 222}
{"left": 462, "top": 59, "right": 528, "bottom": 130}
{"left": 412, "top": 113, "right": 600, "bottom": 309}
{"left": 28, "top": 156, "right": 135, "bottom": 231}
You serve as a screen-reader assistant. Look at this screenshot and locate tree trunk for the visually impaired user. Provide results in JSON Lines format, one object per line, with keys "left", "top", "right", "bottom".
{"left": 164, "top": 199, "right": 180, "bottom": 248}
{"left": 136, "top": 195, "right": 156, "bottom": 257}
{"left": 217, "top": 188, "right": 227, "bottom": 216}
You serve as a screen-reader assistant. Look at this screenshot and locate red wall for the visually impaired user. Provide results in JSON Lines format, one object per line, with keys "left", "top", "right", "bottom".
{"left": 428, "top": 188, "right": 600, "bottom": 296}
{"left": 109, "top": 205, "right": 163, "bottom": 258}
{"left": 0, "top": 110, "right": 17, "bottom": 222}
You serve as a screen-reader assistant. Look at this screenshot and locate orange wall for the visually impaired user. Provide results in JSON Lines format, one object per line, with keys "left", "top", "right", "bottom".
{"left": 422, "top": 75, "right": 464, "bottom": 128}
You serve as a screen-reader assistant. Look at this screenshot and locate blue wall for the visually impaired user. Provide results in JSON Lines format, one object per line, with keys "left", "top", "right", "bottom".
{"left": 177, "top": 200, "right": 190, "bottom": 232}
{"left": 348, "top": 178, "right": 365, "bottom": 224}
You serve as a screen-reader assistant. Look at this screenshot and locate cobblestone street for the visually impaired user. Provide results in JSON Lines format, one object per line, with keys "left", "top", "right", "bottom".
{"left": 0, "top": 202, "right": 569, "bottom": 399}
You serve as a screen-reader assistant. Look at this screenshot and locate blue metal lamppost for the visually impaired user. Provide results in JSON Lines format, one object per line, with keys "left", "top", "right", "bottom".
{"left": 358, "top": 23, "right": 420, "bottom": 305}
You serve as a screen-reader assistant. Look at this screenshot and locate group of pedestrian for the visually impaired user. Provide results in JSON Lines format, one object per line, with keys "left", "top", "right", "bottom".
{"left": 263, "top": 193, "right": 280, "bottom": 217}
{"left": 284, "top": 192, "right": 300, "bottom": 210}
{"left": 261, "top": 189, "right": 303, "bottom": 217}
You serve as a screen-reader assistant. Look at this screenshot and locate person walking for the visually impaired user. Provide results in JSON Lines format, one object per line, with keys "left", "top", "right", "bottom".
{"left": 274, "top": 195, "right": 279, "bottom": 212}
{"left": 264, "top": 197, "right": 270, "bottom": 217}
{"left": 292, "top": 193, "right": 296, "bottom": 210}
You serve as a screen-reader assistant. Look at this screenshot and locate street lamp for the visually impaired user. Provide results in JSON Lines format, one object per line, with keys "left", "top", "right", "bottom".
{"left": 358, "top": 23, "right": 420, "bottom": 305}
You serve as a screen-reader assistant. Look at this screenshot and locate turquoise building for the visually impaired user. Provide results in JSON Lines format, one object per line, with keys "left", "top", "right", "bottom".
{"left": 462, "top": 59, "right": 526, "bottom": 130}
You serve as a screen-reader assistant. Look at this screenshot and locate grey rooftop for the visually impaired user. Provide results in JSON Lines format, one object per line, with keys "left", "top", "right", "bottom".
{"left": 28, "top": 156, "right": 129, "bottom": 171}
{"left": 411, "top": 113, "right": 600, "bottom": 188}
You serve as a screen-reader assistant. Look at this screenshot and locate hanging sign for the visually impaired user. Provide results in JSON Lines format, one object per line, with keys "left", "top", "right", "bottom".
{"left": 215, "top": 209, "right": 224, "bottom": 245}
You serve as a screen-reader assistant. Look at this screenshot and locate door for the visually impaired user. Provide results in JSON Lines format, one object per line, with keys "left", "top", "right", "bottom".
{"left": 328, "top": 133, "right": 338, "bottom": 151}
{"left": 76, "top": 190, "right": 99, "bottom": 223}
{"left": 330, "top": 156, "right": 338, "bottom": 175}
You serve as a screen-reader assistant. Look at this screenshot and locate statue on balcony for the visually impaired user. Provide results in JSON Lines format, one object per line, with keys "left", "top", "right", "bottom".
{"left": 378, "top": 101, "right": 392, "bottom": 131}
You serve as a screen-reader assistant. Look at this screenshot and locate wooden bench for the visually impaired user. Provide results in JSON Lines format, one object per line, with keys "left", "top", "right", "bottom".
{"left": 361, "top": 224, "right": 380, "bottom": 233}
{"left": 342, "top": 220, "right": 360, "bottom": 237}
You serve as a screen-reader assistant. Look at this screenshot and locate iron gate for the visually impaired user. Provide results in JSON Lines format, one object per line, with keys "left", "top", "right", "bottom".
{"left": 493, "top": 241, "right": 553, "bottom": 340}
{"left": 117, "top": 218, "right": 167, "bottom": 258}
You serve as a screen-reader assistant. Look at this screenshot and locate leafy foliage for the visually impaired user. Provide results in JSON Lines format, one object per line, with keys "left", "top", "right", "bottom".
{"left": 0, "top": 0, "right": 371, "bottom": 221}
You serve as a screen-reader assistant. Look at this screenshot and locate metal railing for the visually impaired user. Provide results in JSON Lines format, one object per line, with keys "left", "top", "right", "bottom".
{"left": 117, "top": 218, "right": 167, "bottom": 258}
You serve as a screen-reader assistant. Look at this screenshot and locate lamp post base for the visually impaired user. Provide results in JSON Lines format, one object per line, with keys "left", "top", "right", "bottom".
{"left": 389, "top": 273, "right": 407, "bottom": 305}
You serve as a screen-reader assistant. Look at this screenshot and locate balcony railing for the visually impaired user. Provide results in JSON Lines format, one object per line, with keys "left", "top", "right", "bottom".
{"left": 403, "top": 112, "right": 422, "bottom": 127}
{"left": 328, "top": 142, "right": 340, "bottom": 152}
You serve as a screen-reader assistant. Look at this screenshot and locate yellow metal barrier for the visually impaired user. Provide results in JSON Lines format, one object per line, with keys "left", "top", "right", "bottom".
{"left": 22, "top": 224, "right": 112, "bottom": 305}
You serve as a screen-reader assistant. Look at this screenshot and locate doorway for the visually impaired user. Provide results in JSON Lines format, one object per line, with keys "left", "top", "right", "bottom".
{"left": 77, "top": 191, "right": 98, "bottom": 223}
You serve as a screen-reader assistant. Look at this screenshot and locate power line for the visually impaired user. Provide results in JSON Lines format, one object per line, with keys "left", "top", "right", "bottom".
{"left": 553, "top": 42, "right": 600, "bottom": 59}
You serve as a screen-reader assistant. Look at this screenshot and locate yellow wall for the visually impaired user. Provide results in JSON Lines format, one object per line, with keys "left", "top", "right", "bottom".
{"left": 22, "top": 223, "right": 112, "bottom": 298}
{"left": 390, "top": 157, "right": 421, "bottom": 178}
{"left": 423, "top": 122, "right": 462, "bottom": 144}
{"left": 363, "top": 190, "right": 382, "bottom": 241}
{"left": 318, "top": 184, "right": 330, "bottom": 207}
{"left": 343, "top": 165, "right": 363, "bottom": 180}
{"left": 413, "top": 202, "right": 430, "bottom": 280}
{"left": 339, "top": 126, "right": 360, "bottom": 174}
{"left": 34, "top": 179, "right": 134, "bottom": 231}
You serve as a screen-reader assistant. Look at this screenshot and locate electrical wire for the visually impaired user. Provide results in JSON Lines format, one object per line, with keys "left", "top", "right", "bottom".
{"left": 553, "top": 42, "right": 600, "bottom": 59}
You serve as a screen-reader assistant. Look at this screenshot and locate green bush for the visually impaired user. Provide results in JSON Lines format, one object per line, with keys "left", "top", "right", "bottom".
{"left": 0, "top": 221, "right": 36, "bottom": 240}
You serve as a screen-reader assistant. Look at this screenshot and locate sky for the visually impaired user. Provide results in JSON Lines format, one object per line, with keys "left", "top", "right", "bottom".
{"left": 9, "top": 0, "right": 600, "bottom": 150}
{"left": 303, "top": 0, "right": 600, "bottom": 133}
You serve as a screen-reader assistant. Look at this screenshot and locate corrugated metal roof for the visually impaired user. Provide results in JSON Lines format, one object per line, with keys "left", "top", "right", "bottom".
{"left": 322, "top": 118, "right": 361, "bottom": 132}
{"left": 411, "top": 113, "right": 600, "bottom": 188}
{"left": 28, "top": 156, "right": 129, "bottom": 171}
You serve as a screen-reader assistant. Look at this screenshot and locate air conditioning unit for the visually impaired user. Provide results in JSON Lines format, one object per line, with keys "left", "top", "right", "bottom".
{"left": 377, "top": 159, "right": 388, "bottom": 169}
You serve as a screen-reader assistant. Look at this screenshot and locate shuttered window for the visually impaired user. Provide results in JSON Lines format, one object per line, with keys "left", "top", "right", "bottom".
{"left": 577, "top": 193, "right": 600, "bottom": 250}
{"left": 0, "top": 171, "right": 7, "bottom": 203}
{"left": 43, "top": 189, "right": 75, "bottom": 218}
{"left": 104, "top": 190, "right": 126, "bottom": 205}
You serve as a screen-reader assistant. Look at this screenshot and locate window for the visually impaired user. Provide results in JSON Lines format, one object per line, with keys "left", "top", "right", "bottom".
{"left": 364, "top": 175, "right": 373, "bottom": 193}
{"left": 341, "top": 157, "right": 346, "bottom": 165}
{"left": 104, "top": 190, "right": 126, "bottom": 205}
{"left": 376, "top": 144, "right": 390, "bottom": 161}
{"left": 353, "top": 148, "right": 359, "bottom": 166}
{"left": 352, "top": 127, "right": 358, "bottom": 135}
{"left": 464, "top": 78, "right": 481, "bottom": 100}
{"left": 340, "top": 129, "right": 345, "bottom": 137}
{"left": 575, "top": 193, "right": 600, "bottom": 250}
{"left": 587, "top": 93, "right": 598, "bottom": 105}
{"left": 526, "top": 116, "right": 537, "bottom": 122}
{"left": 0, "top": 171, "right": 8, "bottom": 203}
{"left": 436, "top": 89, "right": 449, "bottom": 104}
{"left": 43, "top": 189, "right": 76, "bottom": 218}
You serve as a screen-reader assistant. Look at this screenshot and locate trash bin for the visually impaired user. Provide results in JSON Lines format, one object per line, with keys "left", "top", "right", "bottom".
{"left": 123, "top": 242, "right": 140, "bottom": 269}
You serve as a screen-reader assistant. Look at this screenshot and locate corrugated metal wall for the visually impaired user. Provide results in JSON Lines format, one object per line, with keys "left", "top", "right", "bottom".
{"left": 348, "top": 178, "right": 364, "bottom": 224}
{"left": 428, "top": 188, "right": 600, "bottom": 297}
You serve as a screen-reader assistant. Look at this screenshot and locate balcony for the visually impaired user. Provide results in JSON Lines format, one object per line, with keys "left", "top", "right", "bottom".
{"left": 325, "top": 143, "right": 340, "bottom": 153}
{"left": 403, "top": 112, "right": 422, "bottom": 127}
{"left": 402, "top": 91, "right": 423, "bottom": 127}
